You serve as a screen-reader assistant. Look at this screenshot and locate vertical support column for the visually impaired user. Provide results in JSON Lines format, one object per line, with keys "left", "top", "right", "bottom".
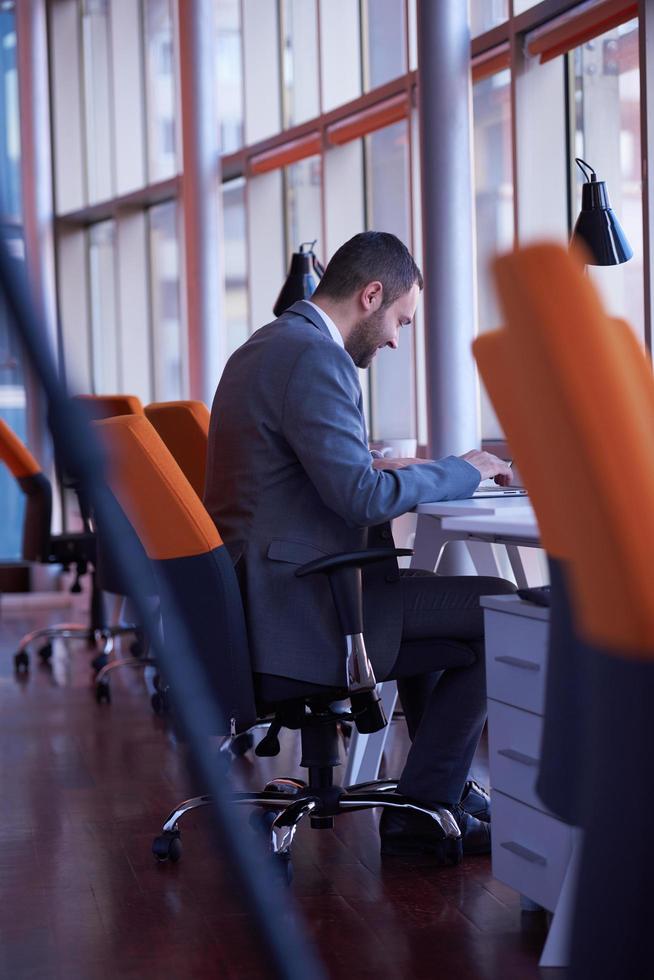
{"left": 416, "top": 1, "right": 479, "bottom": 459}
{"left": 178, "top": 0, "right": 225, "bottom": 403}
{"left": 16, "top": 0, "right": 57, "bottom": 469}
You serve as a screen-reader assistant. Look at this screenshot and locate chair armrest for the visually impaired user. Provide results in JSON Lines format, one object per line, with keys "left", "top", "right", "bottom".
{"left": 295, "top": 547, "right": 412, "bottom": 578}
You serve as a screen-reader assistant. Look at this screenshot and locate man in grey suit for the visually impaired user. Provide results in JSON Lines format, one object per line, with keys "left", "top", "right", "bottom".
{"left": 205, "top": 232, "right": 515, "bottom": 862}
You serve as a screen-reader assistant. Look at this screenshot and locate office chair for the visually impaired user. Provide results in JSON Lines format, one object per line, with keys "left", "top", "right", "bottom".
{"left": 71, "top": 394, "right": 157, "bottom": 701}
{"left": 94, "top": 413, "right": 463, "bottom": 878}
{"left": 491, "top": 242, "right": 654, "bottom": 978}
{"left": 0, "top": 417, "right": 100, "bottom": 670}
{"left": 144, "top": 400, "right": 210, "bottom": 499}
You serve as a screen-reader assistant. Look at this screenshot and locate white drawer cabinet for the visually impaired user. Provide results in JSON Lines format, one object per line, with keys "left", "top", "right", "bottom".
{"left": 485, "top": 608, "right": 548, "bottom": 714}
{"left": 481, "top": 594, "right": 573, "bottom": 917}
{"left": 492, "top": 791, "right": 573, "bottom": 913}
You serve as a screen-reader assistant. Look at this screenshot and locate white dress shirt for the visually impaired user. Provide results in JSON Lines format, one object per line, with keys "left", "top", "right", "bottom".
{"left": 305, "top": 300, "right": 344, "bottom": 349}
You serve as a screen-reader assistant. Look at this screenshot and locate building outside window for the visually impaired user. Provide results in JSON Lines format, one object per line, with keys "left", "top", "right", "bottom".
{"left": 473, "top": 67, "right": 514, "bottom": 440}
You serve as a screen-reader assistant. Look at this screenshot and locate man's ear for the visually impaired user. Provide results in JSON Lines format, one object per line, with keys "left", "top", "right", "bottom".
{"left": 361, "top": 280, "right": 383, "bottom": 311}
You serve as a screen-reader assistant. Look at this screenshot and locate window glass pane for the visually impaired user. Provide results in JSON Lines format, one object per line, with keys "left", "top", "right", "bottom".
{"left": 473, "top": 68, "right": 514, "bottom": 440}
{"left": 285, "top": 155, "right": 323, "bottom": 259}
{"left": 281, "top": 0, "right": 319, "bottom": 127}
{"left": 81, "top": 0, "right": 114, "bottom": 202}
{"left": 0, "top": 226, "right": 26, "bottom": 559}
{"left": 319, "top": 0, "right": 361, "bottom": 112}
{"left": 513, "top": 0, "right": 540, "bottom": 14}
{"left": 222, "top": 179, "right": 249, "bottom": 356}
{"left": 365, "top": 121, "right": 415, "bottom": 441}
{"left": 149, "top": 201, "right": 184, "bottom": 399}
{"left": 362, "top": 0, "right": 406, "bottom": 91}
{"left": 215, "top": 0, "right": 244, "bottom": 153}
{"left": 89, "top": 220, "right": 119, "bottom": 392}
{"left": 470, "top": 0, "right": 508, "bottom": 38}
{"left": 0, "top": 5, "right": 20, "bottom": 218}
{"left": 145, "top": 0, "right": 177, "bottom": 182}
{"left": 573, "top": 19, "right": 644, "bottom": 343}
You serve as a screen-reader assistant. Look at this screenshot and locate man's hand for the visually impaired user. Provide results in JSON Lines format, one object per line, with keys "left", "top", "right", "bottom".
{"left": 460, "top": 450, "right": 513, "bottom": 486}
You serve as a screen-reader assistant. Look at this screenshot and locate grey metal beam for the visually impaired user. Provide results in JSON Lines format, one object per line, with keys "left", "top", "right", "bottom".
{"left": 416, "top": 0, "right": 479, "bottom": 458}
{"left": 177, "top": 0, "right": 225, "bottom": 403}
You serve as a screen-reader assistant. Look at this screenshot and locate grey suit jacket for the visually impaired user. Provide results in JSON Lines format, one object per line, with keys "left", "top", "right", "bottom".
{"left": 204, "top": 300, "right": 480, "bottom": 687}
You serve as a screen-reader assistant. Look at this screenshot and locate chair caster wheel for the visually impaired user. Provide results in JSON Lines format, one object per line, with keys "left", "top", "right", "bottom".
{"left": 95, "top": 681, "right": 111, "bottom": 704}
{"left": 150, "top": 690, "right": 170, "bottom": 715}
{"left": 230, "top": 731, "right": 254, "bottom": 758}
{"left": 38, "top": 642, "right": 53, "bottom": 664}
{"left": 91, "top": 652, "right": 108, "bottom": 673}
{"left": 271, "top": 852, "right": 293, "bottom": 886}
{"left": 152, "top": 831, "right": 182, "bottom": 863}
{"left": 14, "top": 650, "right": 29, "bottom": 672}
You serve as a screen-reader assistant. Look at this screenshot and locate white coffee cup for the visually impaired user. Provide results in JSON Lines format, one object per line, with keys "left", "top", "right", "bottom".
{"left": 379, "top": 438, "right": 418, "bottom": 459}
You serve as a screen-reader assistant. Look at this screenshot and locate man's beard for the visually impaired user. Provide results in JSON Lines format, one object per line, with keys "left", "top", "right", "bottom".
{"left": 345, "top": 308, "right": 386, "bottom": 368}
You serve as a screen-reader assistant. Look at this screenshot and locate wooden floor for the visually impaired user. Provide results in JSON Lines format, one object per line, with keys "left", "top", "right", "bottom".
{"left": 0, "top": 599, "right": 552, "bottom": 979}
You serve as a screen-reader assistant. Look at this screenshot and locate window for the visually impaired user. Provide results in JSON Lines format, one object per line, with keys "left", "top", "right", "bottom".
{"left": 280, "top": 0, "right": 319, "bottom": 128}
{"left": 81, "top": 0, "right": 113, "bottom": 203}
{"left": 573, "top": 18, "right": 644, "bottom": 342}
{"left": 88, "top": 221, "right": 119, "bottom": 392}
{"left": 284, "top": 155, "right": 323, "bottom": 260}
{"left": 149, "top": 201, "right": 184, "bottom": 399}
{"left": 473, "top": 68, "right": 514, "bottom": 439}
{"left": 215, "top": 0, "right": 244, "bottom": 153}
{"left": 0, "top": 3, "right": 20, "bottom": 218}
{"left": 470, "top": 0, "right": 509, "bottom": 38}
{"left": 145, "top": 0, "right": 178, "bottom": 182}
{"left": 361, "top": 0, "right": 406, "bottom": 91}
{"left": 365, "top": 120, "right": 415, "bottom": 441}
{"left": 222, "top": 179, "right": 249, "bottom": 356}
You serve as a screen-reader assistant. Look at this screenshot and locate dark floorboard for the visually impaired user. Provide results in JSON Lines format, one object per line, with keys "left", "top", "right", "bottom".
{"left": 0, "top": 601, "right": 554, "bottom": 979}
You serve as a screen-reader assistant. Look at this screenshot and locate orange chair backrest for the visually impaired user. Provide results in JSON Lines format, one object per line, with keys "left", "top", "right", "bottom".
{"left": 144, "top": 400, "right": 209, "bottom": 500}
{"left": 94, "top": 414, "right": 221, "bottom": 562}
{"left": 493, "top": 243, "right": 654, "bottom": 656}
{"left": 473, "top": 329, "right": 568, "bottom": 559}
{"left": 75, "top": 394, "right": 144, "bottom": 421}
{"left": 0, "top": 418, "right": 41, "bottom": 479}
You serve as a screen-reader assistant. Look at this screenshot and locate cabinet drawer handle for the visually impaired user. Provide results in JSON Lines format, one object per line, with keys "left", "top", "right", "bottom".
{"left": 500, "top": 841, "right": 547, "bottom": 866}
{"left": 498, "top": 748, "right": 540, "bottom": 767}
{"left": 494, "top": 655, "right": 540, "bottom": 672}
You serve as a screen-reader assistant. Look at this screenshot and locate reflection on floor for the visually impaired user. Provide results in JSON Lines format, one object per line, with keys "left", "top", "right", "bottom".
{"left": 0, "top": 599, "right": 552, "bottom": 979}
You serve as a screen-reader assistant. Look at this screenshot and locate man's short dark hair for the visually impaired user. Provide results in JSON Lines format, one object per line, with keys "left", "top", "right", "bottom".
{"left": 312, "top": 231, "right": 423, "bottom": 309}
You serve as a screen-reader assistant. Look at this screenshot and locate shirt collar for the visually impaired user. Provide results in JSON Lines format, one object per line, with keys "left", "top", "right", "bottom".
{"left": 304, "top": 301, "right": 344, "bottom": 349}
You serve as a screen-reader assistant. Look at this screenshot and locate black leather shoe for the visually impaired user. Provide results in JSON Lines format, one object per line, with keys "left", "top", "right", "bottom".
{"left": 380, "top": 803, "right": 491, "bottom": 859}
{"left": 460, "top": 779, "right": 491, "bottom": 823}
{"left": 451, "top": 804, "right": 491, "bottom": 855}
{"left": 379, "top": 806, "right": 463, "bottom": 865}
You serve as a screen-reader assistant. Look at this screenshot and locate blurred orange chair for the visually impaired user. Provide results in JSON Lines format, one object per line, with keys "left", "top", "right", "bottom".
{"left": 490, "top": 242, "right": 654, "bottom": 979}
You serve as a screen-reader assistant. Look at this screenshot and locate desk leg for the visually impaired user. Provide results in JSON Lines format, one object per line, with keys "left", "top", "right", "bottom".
{"left": 465, "top": 540, "right": 508, "bottom": 579}
{"left": 411, "top": 514, "right": 449, "bottom": 572}
{"left": 342, "top": 682, "right": 399, "bottom": 785}
{"left": 538, "top": 828, "right": 582, "bottom": 968}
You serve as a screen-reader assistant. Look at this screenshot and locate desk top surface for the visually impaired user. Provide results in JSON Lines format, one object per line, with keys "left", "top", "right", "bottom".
{"left": 416, "top": 495, "right": 534, "bottom": 518}
{"left": 441, "top": 508, "right": 539, "bottom": 542}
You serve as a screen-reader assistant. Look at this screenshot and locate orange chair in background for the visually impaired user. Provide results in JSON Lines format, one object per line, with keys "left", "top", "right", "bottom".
{"left": 144, "top": 400, "right": 210, "bottom": 500}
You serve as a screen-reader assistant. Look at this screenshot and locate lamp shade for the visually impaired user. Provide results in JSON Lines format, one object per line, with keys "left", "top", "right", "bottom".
{"left": 273, "top": 242, "right": 323, "bottom": 317}
{"left": 571, "top": 159, "right": 633, "bottom": 266}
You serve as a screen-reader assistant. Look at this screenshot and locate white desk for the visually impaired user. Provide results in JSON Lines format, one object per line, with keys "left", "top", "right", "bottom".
{"left": 413, "top": 496, "right": 541, "bottom": 588}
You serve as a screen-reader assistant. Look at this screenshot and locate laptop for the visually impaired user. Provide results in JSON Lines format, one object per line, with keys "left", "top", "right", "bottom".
{"left": 473, "top": 479, "right": 528, "bottom": 499}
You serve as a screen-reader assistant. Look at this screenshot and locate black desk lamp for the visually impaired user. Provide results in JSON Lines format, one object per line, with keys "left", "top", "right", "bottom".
{"left": 570, "top": 157, "right": 633, "bottom": 266}
{"left": 273, "top": 240, "right": 324, "bottom": 317}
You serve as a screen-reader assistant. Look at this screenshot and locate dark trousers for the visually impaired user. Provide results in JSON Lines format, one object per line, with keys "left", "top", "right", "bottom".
{"left": 384, "top": 570, "right": 516, "bottom": 807}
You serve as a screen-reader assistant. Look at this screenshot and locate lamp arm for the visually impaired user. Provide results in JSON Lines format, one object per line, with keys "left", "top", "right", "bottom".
{"left": 575, "top": 157, "right": 596, "bottom": 182}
